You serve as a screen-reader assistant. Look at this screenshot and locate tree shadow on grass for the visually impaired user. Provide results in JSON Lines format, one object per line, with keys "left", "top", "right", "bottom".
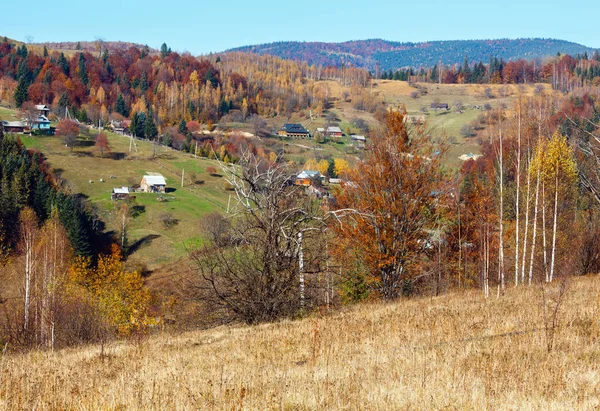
{"left": 127, "top": 234, "right": 161, "bottom": 256}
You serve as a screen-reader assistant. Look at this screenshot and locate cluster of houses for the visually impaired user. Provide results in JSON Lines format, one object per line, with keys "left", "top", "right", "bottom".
{"left": 1, "top": 105, "right": 53, "bottom": 135}
{"left": 111, "top": 174, "right": 167, "bottom": 200}
{"left": 277, "top": 123, "right": 366, "bottom": 149}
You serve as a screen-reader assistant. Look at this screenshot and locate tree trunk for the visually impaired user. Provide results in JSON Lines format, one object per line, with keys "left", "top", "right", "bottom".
{"left": 550, "top": 171, "right": 559, "bottom": 282}
{"left": 515, "top": 102, "right": 521, "bottom": 286}
{"left": 528, "top": 167, "right": 541, "bottom": 286}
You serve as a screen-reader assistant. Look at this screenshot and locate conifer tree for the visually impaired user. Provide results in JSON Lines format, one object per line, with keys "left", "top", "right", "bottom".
{"left": 144, "top": 109, "right": 158, "bottom": 140}
{"left": 78, "top": 53, "right": 88, "bottom": 86}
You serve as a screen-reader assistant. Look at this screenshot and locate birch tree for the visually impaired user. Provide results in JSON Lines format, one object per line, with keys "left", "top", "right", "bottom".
{"left": 542, "top": 133, "right": 577, "bottom": 282}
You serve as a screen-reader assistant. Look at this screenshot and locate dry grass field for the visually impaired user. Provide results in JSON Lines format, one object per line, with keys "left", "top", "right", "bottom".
{"left": 1, "top": 276, "right": 599, "bottom": 410}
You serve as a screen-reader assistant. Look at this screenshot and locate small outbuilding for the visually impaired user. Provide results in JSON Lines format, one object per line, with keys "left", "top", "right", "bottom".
{"left": 1, "top": 120, "right": 26, "bottom": 133}
{"left": 111, "top": 187, "right": 130, "bottom": 200}
{"left": 295, "top": 170, "right": 324, "bottom": 186}
{"left": 140, "top": 175, "right": 167, "bottom": 193}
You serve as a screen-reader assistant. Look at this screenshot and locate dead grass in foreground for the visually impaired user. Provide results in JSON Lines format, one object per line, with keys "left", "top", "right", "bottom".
{"left": 1, "top": 276, "right": 600, "bottom": 410}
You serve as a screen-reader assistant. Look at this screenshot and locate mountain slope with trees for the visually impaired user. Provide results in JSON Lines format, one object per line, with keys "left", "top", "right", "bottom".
{"left": 229, "top": 38, "right": 598, "bottom": 70}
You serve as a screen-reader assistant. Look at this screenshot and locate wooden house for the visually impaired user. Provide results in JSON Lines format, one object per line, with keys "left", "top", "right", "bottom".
{"left": 278, "top": 123, "right": 310, "bottom": 138}
{"left": 295, "top": 170, "right": 324, "bottom": 186}
{"left": 111, "top": 187, "right": 130, "bottom": 200}
{"left": 430, "top": 103, "right": 449, "bottom": 110}
{"left": 1, "top": 120, "right": 26, "bottom": 133}
{"left": 35, "top": 104, "right": 51, "bottom": 118}
{"left": 140, "top": 175, "right": 167, "bottom": 193}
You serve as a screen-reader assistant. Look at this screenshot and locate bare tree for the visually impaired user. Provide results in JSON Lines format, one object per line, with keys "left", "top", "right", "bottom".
{"left": 189, "top": 152, "right": 345, "bottom": 324}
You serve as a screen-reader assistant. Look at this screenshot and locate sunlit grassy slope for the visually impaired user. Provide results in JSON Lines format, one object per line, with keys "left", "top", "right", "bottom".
{"left": 1, "top": 275, "right": 599, "bottom": 409}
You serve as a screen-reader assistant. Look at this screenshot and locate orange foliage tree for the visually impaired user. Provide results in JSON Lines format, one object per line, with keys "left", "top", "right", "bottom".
{"left": 334, "top": 107, "right": 449, "bottom": 299}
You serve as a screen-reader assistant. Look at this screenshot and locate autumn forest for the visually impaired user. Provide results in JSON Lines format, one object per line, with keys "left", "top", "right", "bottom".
{"left": 1, "top": 33, "right": 600, "bottom": 407}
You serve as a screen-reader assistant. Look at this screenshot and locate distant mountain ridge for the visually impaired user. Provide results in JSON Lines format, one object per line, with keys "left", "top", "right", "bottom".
{"left": 228, "top": 38, "right": 598, "bottom": 70}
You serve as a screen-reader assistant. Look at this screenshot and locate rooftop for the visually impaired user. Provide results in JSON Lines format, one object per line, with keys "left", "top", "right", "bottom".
{"left": 142, "top": 175, "right": 167, "bottom": 186}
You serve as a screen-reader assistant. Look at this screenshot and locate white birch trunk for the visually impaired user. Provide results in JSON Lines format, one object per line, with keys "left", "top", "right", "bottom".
{"left": 542, "top": 182, "right": 548, "bottom": 282}
{"left": 498, "top": 118, "right": 505, "bottom": 296}
{"left": 521, "top": 157, "right": 531, "bottom": 284}
{"left": 528, "top": 167, "right": 541, "bottom": 286}
{"left": 550, "top": 171, "right": 559, "bottom": 282}
{"left": 515, "top": 103, "right": 522, "bottom": 286}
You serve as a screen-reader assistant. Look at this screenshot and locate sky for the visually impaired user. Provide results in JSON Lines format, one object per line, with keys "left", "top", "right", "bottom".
{"left": 1, "top": 0, "right": 599, "bottom": 54}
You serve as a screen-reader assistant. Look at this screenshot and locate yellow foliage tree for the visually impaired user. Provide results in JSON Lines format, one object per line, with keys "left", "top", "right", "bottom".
{"left": 304, "top": 157, "right": 318, "bottom": 171}
{"left": 334, "top": 158, "right": 350, "bottom": 177}
{"left": 317, "top": 159, "right": 329, "bottom": 176}
{"left": 69, "top": 245, "right": 153, "bottom": 336}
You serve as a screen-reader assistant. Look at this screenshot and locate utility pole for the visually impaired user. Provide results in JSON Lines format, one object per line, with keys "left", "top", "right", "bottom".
{"left": 181, "top": 169, "right": 184, "bottom": 187}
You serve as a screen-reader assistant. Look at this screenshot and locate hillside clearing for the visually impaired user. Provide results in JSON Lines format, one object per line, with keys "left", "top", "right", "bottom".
{"left": 19, "top": 131, "right": 229, "bottom": 268}
{"left": 2, "top": 276, "right": 599, "bottom": 409}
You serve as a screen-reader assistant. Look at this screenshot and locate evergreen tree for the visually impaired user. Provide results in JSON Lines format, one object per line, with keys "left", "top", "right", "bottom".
{"left": 160, "top": 43, "right": 171, "bottom": 58}
{"left": 43, "top": 45, "right": 48, "bottom": 58}
{"left": 57, "top": 52, "right": 69, "bottom": 75}
{"left": 78, "top": 53, "right": 88, "bottom": 86}
{"left": 144, "top": 109, "right": 158, "bottom": 140}
{"left": 178, "top": 118, "right": 188, "bottom": 134}
{"left": 140, "top": 71, "right": 148, "bottom": 93}
{"left": 115, "top": 94, "right": 128, "bottom": 117}
{"left": 14, "top": 75, "right": 29, "bottom": 107}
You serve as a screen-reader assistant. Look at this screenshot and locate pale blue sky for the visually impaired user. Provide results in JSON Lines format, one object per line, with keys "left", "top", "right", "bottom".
{"left": 1, "top": 0, "right": 598, "bottom": 54}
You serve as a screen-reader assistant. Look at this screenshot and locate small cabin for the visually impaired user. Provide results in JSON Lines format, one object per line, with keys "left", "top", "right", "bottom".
{"left": 1, "top": 120, "right": 26, "bottom": 133}
{"left": 430, "top": 103, "right": 449, "bottom": 110}
{"left": 325, "top": 126, "right": 343, "bottom": 138}
{"left": 111, "top": 187, "right": 130, "bottom": 200}
{"left": 295, "top": 170, "right": 324, "bottom": 186}
{"left": 140, "top": 175, "right": 167, "bottom": 193}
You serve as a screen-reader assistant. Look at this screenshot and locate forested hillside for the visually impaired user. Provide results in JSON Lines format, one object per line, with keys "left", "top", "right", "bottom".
{"left": 0, "top": 37, "right": 368, "bottom": 131}
{"left": 229, "top": 38, "right": 597, "bottom": 70}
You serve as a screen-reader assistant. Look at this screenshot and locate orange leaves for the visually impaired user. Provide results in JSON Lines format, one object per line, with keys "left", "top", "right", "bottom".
{"left": 334, "top": 107, "right": 448, "bottom": 299}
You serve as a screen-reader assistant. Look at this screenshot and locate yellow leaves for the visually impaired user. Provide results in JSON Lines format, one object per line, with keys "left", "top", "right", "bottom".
{"left": 317, "top": 160, "right": 329, "bottom": 176}
{"left": 304, "top": 158, "right": 318, "bottom": 171}
{"left": 130, "top": 97, "right": 147, "bottom": 116}
{"left": 334, "top": 158, "right": 350, "bottom": 177}
{"left": 68, "top": 246, "right": 152, "bottom": 336}
{"left": 531, "top": 132, "right": 577, "bottom": 185}
{"left": 189, "top": 70, "right": 200, "bottom": 87}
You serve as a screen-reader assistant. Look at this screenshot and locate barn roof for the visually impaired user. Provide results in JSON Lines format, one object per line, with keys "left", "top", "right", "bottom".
{"left": 142, "top": 175, "right": 167, "bottom": 186}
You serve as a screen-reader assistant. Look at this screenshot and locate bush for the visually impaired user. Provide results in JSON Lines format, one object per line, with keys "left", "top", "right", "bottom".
{"left": 158, "top": 212, "right": 179, "bottom": 229}
{"left": 460, "top": 124, "right": 476, "bottom": 138}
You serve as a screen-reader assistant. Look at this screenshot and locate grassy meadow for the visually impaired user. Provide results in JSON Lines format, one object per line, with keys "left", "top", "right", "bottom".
{"left": 1, "top": 275, "right": 598, "bottom": 409}
{"left": 301, "top": 80, "right": 552, "bottom": 164}
{"left": 18, "top": 130, "right": 229, "bottom": 269}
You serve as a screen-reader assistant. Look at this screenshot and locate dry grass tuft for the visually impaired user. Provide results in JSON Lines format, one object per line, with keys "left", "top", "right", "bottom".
{"left": 1, "top": 276, "right": 599, "bottom": 409}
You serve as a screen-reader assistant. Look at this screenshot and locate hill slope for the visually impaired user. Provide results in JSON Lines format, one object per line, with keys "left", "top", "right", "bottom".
{"left": 2, "top": 276, "right": 599, "bottom": 408}
{"left": 229, "top": 38, "right": 597, "bottom": 70}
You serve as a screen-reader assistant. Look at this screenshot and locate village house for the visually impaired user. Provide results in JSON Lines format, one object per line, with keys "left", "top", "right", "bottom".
{"left": 29, "top": 115, "right": 51, "bottom": 132}
{"left": 351, "top": 135, "right": 366, "bottom": 142}
{"left": 317, "top": 126, "right": 343, "bottom": 138}
{"left": 430, "top": 102, "right": 450, "bottom": 110}
{"left": 1, "top": 120, "right": 26, "bottom": 133}
{"left": 109, "top": 119, "right": 131, "bottom": 135}
{"left": 35, "top": 104, "right": 51, "bottom": 118}
{"left": 140, "top": 174, "right": 167, "bottom": 193}
{"left": 111, "top": 187, "right": 130, "bottom": 201}
{"left": 295, "top": 170, "right": 324, "bottom": 186}
{"left": 278, "top": 123, "right": 310, "bottom": 138}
